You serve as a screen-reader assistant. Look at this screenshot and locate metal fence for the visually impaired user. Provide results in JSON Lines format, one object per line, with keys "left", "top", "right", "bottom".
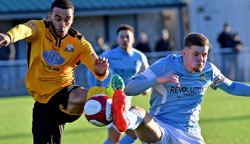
{"left": 0, "top": 49, "right": 249, "bottom": 97}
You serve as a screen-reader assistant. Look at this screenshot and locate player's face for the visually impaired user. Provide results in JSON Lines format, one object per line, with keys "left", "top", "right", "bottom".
{"left": 182, "top": 45, "right": 209, "bottom": 73}
{"left": 117, "top": 30, "right": 135, "bottom": 52}
{"left": 49, "top": 7, "right": 74, "bottom": 38}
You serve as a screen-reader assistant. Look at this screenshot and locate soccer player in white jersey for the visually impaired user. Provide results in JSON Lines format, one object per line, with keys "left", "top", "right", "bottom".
{"left": 111, "top": 33, "right": 250, "bottom": 143}
{"left": 88, "top": 25, "right": 149, "bottom": 144}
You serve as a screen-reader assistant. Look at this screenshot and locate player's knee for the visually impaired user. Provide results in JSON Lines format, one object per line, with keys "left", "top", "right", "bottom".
{"left": 67, "top": 87, "right": 88, "bottom": 114}
{"left": 130, "top": 106, "right": 146, "bottom": 117}
{"left": 69, "top": 87, "right": 88, "bottom": 106}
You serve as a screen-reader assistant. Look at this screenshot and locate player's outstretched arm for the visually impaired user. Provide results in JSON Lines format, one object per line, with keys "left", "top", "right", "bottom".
{"left": 219, "top": 81, "right": 250, "bottom": 96}
{"left": 125, "top": 72, "right": 179, "bottom": 96}
{"left": 0, "top": 33, "right": 10, "bottom": 48}
{"left": 125, "top": 75, "right": 157, "bottom": 96}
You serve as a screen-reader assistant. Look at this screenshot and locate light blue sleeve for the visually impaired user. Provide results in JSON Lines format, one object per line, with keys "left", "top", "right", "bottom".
{"left": 209, "top": 63, "right": 250, "bottom": 96}
{"left": 125, "top": 74, "right": 158, "bottom": 96}
{"left": 125, "top": 57, "right": 167, "bottom": 96}
{"left": 218, "top": 81, "right": 250, "bottom": 96}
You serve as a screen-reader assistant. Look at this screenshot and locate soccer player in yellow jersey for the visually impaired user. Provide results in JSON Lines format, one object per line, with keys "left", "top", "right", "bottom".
{"left": 0, "top": 0, "right": 110, "bottom": 143}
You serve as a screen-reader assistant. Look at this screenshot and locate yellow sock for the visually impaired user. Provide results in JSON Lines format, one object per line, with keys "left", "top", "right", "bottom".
{"left": 87, "top": 86, "right": 108, "bottom": 100}
{"left": 107, "top": 84, "right": 114, "bottom": 98}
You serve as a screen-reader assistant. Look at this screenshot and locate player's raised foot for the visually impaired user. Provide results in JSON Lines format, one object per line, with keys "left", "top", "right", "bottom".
{"left": 107, "top": 74, "right": 125, "bottom": 97}
{"left": 112, "top": 89, "right": 127, "bottom": 132}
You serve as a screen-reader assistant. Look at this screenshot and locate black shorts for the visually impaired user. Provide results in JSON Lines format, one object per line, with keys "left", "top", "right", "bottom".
{"left": 32, "top": 85, "right": 82, "bottom": 144}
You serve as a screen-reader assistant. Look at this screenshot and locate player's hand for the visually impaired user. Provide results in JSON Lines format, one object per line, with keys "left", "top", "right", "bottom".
{"left": 142, "top": 88, "right": 150, "bottom": 95}
{"left": 94, "top": 57, "right": 109, "bottom": 76}
{"left": 156, "top": 72, "right": 180, "bottom": 87}
{"left": 0, "top": 33, "right": 11, "bottom": 48}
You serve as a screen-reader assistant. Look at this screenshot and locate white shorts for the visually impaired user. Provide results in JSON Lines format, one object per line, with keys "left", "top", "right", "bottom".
{"left": 150, "top": 117, "right": 205, "bottom": 144}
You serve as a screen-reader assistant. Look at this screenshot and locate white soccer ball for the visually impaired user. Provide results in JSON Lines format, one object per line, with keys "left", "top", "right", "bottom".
{"left": 84, "top": 94, "right": 112, "bottom": 127}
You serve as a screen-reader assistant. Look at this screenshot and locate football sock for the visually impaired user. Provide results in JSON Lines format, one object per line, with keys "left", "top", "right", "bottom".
{"left": 112, "top": 108, "right": 143, "bottom": 132}
{"left": 126, "top": 109, "right": 143, "bottom": 130}
{"left": 103, "top": 138, "right": 115, "bottom": 144}
{"left": 119, "top": 135, "right": 136, "bottom": 144}
{"left": 87, "top": 86, "right": 108, "bottom": 100}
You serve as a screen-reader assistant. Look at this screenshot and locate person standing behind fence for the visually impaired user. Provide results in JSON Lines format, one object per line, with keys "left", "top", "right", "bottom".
{"left": 0, "top": 43, "right": 16, "bottom": 90}
{"left": 217, "top": 23, "right": 235, "bottom": 80}
{"left": 135, "top": 32, "right": 151, "bottom": 53}
{"left": 93, "top": 35, "right": 110, "bottom": 55}
{"left": 0, "top": 43, "right": 15, "bottom": 60}
{"left": 155, "top": 29, "right": 171, "bottom": 52}
{"left": 232, "top": 33, "right": 244, "bottom": 80}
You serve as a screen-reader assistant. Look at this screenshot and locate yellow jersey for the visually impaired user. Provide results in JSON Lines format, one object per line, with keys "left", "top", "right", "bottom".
{"left": 7, "top": 20, "right": 108, "bottom": 103}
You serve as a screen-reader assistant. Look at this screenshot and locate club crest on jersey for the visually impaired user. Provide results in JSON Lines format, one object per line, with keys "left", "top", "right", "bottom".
{"left": 200, "top": 74, "right": 205, "bottom": 81}
{"left": 64, "top": 44, "right": 74, "bottom": 52}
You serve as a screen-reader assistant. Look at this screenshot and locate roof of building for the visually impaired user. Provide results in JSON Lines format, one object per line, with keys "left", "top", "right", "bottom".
{"left": 0, "top": 0, "right": 186, "bottom": 20}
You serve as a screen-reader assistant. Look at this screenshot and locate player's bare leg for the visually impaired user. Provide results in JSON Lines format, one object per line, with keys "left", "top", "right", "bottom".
{"left": 130, "top": 106, "right": 162, "bottom": 143}
{"left": 108, "top": 127, "right": 123, "bottom": 143}
{"left": 67, "top": 87, "right": 88, "bottom": 114}
{"left": 112, "top": 93, "right": 163, "bottom": 143}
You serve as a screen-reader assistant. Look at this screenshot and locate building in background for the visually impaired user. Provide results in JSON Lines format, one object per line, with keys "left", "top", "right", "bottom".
{"left": 0, "top": 0, "right": 187, "bottom": 60}
{"left": 0, "top": 0, "right": 187, "bottom": 97}
{"left": 189, "top": 0, "right": 250, "bottom": 81}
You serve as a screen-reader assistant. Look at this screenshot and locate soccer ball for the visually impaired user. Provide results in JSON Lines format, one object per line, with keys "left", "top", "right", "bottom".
{"left": 84, "top": 94, "right": 112, "bottom": 127}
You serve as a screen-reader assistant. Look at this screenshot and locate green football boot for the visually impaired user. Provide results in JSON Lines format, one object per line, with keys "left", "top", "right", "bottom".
{"left": 107, "top": 74, "right": 125, "bottom": 97}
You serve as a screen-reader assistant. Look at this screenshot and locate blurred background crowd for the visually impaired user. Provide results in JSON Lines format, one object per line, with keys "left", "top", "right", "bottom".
{"left": 0, "top": 0, "right": 249, "bottom": 97}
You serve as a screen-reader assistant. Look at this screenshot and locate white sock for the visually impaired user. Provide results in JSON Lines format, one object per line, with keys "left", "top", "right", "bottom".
{"left": 126, "top": 109, "right": 143, "bottom": 130}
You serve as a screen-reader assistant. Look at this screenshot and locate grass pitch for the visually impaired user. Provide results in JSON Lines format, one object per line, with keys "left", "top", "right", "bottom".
{"left": 1, "top": 87, "right": 250, "bottom": 144}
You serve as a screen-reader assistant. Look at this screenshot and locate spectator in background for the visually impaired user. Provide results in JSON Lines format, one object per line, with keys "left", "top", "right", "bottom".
{"left": 217, "top": 23, "right": 235, "bottom": 80}
{"left": 232, "top": 33, "right": 244, "bottom": 80}
{"left": 217, "top": 23, "right": 234, "bottom": 48}
{"left": 0, "top": 43, "right": 15, "bottom": 60}
{"left": 232, "top": 33, "right": 243, "bottom": 53}
{"left": 135, "top": 32, "right": 151, "bottom": 53}
{"left": 155, "top": 29, "right": 171, "bottom": 52}
{"left": 93, "top": 35, "right": 110, "bottom": 55}
{"left": 0, "top": 43, "right": 16, "bottom": 90}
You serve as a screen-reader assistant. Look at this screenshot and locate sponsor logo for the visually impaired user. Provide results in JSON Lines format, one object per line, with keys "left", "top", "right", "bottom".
{"left": 170, "top": 86, "right": 205, "bottom": 94}
{"left": 42, "top": 51, "right": 64, "bottom": 66}
{"left": 41, "top": 60, "right": 59, "bottom": 71}
{"left": 64, "top": 44, "right": 74, "bottom": 52}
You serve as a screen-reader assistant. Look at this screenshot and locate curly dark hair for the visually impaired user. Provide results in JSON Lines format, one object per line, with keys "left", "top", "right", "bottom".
{"left": 51, "top": 0, "right": 74, "bottom": 12}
